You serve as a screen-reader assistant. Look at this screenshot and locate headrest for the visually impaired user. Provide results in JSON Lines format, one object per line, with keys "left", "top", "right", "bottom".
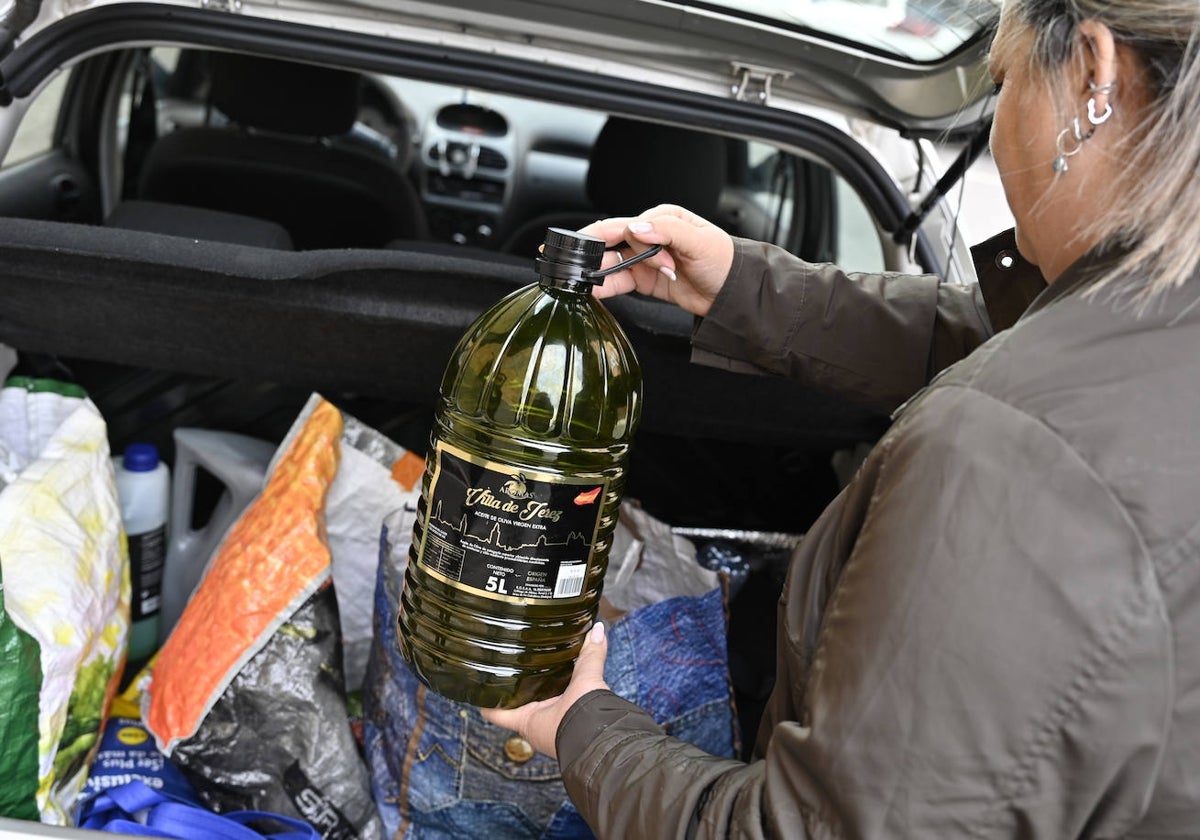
{"left": 208, "top": 52, "right": 361, "bottom": 137}
{"left": 586, "top": 117, "right": 728, "bottom": 218}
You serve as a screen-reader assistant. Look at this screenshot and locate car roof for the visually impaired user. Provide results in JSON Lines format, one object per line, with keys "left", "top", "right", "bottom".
{"left": 8, "top": 0, "right": 1000, "bottom": 138}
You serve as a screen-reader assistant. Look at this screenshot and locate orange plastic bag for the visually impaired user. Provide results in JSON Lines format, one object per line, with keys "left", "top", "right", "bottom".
{"left": 145, "top": 394, "right": 382, "bottom": 840}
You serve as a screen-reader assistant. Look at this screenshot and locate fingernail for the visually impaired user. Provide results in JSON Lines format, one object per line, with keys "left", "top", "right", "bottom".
{"left": 588, "top": 622, "right": 606, "bottom": 644}
{"left": 659, "top": 266, "right": 677, "bottom": 282}
{"left": 628, "top": 221, "right": 653, "bottom": 234}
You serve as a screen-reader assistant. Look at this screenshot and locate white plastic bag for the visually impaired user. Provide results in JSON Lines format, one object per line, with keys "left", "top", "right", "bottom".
{"left": 0, "top": 377, "right": 128, "bottom": 825}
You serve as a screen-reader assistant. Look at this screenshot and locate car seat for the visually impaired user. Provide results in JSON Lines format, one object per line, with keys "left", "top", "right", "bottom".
{"left": 501, "top": 116, "right": 728, "bottom": 257}
{"left": 105, "top": 200, "right": 295, "bottom": 249}
{"left": 137, "top": 52, "right": 428, "bottom": 249}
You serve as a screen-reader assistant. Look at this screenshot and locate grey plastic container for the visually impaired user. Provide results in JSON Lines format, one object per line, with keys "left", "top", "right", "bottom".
{"left": 157, "top": 427, "right": 276, "bottom": 646}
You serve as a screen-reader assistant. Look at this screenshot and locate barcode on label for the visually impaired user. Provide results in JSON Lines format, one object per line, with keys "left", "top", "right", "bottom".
{"left": 553, "top": 564, "right": 586, "bottom": 598}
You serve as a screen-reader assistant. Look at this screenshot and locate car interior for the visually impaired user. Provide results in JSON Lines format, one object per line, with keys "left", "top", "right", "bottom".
{"left": 0, "top": 42, "right": 905, "bottom": 446}
{"left": 133, "top": 52, "right": 429, "bottom": 249}
{"left": 0, "top": 37, "right": 953, "bottom": 758}
{"left": 15, "top": 46, "right": 896, "bottom": 259}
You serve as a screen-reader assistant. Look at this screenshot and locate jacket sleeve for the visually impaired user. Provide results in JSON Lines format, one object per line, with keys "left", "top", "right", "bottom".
{"left": 556, "top": 384, "right": 1170, "bottom": 839}
{"left": 690, "top": 229, "right": 1044, "bottom": 415}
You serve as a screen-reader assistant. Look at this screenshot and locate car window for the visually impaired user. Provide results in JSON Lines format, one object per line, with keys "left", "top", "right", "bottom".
{"left": 730, "top": 140, "right": 885, "bottom": 272}
{"left": 5, "top": 70, "right": 71, "bottom": 167}
{"left": 835, "top": 177, "right": 886, "bottom": 273}
{"left": 736, "top": 141, "right": 797, "bottom": 244}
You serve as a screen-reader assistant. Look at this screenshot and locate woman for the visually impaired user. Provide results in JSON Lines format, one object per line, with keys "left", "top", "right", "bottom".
{"left": 485, "top": 2, "right": 1200, "bottom": 836}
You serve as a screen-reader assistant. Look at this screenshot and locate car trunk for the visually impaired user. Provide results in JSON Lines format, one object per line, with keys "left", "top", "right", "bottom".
{"left": 0, "top": 215, "right": 888, "bottom": 836}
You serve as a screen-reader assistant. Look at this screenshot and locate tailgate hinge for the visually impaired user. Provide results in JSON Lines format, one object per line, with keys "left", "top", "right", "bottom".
{"left": 200, "top": 0, "right": 243, "bottom": 11}
{"left": 730, "top": 63, "right": 791, "bottom": 105}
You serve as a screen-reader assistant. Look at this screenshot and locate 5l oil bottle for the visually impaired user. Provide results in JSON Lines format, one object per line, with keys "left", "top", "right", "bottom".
{"left": 397, "top": 228, "right": 646, "bottom": 708}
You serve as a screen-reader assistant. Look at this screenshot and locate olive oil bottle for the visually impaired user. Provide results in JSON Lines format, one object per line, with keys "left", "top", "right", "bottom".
{"left": 397, "top": 228, "right": 644, "bottom": 708}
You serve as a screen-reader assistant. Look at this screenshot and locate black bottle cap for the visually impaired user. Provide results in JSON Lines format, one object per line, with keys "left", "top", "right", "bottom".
{"left": 537, "top": 227, "right": 606, "bottom": 285}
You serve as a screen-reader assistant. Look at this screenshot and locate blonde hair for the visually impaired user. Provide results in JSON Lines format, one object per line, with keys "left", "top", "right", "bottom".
{"left": 1002, "top": 0, "right": 1200, "bottom": 301}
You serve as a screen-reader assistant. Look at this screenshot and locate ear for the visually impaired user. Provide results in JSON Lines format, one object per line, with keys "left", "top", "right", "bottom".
{"left": 1076, "top": 20, "right": 1118, "bottom": 116}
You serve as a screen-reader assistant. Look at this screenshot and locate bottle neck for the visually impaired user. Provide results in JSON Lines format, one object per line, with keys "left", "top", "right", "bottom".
{"left": 538, "top": 273, "right": 594, "bottom": 294}
{"left": 535, "top": 249, "right": 601, "bottom": 294}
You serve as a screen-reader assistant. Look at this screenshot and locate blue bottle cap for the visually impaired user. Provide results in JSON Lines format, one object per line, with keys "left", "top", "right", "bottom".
{"left": 122, "top": 442, "right": 160, "bottom": 472}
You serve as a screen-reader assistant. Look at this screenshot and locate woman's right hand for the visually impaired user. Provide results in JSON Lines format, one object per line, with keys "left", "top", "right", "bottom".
{"left": 578, "top": 204, "right": 735, "bottom": 319}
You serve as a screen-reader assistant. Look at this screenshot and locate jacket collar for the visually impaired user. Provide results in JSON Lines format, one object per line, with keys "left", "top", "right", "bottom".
{"left": 1019, "top": 241, "right": 1129, "bottom": 321}
{"left": 971, "top": 228, "right": 1046, "bottom": 333}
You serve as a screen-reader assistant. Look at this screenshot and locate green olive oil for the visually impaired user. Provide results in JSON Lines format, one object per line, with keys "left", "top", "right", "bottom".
{"left": 397, "top": 228, "right": 642, "bottom": 708}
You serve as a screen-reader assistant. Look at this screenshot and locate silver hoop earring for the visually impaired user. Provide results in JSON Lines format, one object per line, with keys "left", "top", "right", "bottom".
{"left": 1052, "top": 116, "right": 1091, "bottom": 174}
{"left": 1087, "top": 97, "right": 1113, "bottom": 125}
{"left": 1087, "top": 79, "right": 1118, "bottom": 96}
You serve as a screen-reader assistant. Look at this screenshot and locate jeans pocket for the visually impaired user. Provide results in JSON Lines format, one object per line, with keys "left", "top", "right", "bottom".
{"left": 459, "top": 713, "right": 573, "bottom": 829}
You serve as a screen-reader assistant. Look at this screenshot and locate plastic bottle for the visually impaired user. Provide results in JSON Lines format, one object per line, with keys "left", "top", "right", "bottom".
{"left": 398, "top": 227, "right": 643, "bottom": 708}
{"left": 158, "top": 428, "right": 276, "bottom": 646}
{"left": 113, "top": 442, "right": 170, "bottom": 662}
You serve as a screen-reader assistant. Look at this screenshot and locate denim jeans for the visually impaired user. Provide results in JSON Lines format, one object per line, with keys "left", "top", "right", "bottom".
{"left": 363, "top": 522, "right": 737, "bottom": 840}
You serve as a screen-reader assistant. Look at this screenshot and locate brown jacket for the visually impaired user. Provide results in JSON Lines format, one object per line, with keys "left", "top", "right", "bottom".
{"left": 557, "top": 232, "right": 1200, "bottom": 838}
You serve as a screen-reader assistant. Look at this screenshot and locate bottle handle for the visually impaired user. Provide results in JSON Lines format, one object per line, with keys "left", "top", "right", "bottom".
{"left": 582, "top": 244, "right": 662, "bottom": 280}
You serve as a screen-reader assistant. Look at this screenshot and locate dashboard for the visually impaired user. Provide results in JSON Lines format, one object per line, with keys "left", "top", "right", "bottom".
{"left": 421, "top": 102, "right": 514, "bottom": 245}
{"left": 386, "top": 78, "right": 606, "bottom": 250}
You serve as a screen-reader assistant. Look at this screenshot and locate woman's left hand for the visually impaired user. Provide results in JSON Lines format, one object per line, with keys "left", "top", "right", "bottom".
{"left": 480, "top": 622, "right": 610, "bottom": 759}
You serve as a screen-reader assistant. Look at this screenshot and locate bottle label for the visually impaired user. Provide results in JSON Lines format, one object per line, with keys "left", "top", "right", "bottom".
{"left": 416, "top": 442, "right": 607, "bottom": 602}
{"left": 129, "top": 525, "right": 165, "bottom": 621}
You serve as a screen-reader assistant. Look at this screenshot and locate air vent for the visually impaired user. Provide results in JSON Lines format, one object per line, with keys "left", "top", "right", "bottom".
{"left": 428, "top": 143, "right": 508, "bottom": 171}
{"left": 477, "top": 147, "right": 507, "bottom": 169}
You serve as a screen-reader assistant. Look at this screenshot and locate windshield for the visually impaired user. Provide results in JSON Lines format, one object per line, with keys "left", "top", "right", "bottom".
{"left": 674, "top": 0, "right": 1001, "bottom": 62}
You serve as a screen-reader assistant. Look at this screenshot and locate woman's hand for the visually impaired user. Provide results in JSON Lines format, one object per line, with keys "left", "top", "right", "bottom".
{"left": 579, "top": 204, "right": 735, "bottom": 319}
{"left": 480, "top": 621, "right": 610, "bottom": 760}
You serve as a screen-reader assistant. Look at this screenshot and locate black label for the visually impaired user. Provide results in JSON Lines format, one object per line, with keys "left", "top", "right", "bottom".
{"left": 281, "top": 761, "right": 360, "bottom": 840}
{"left": 128, "top": 525, "right": 165, "bottom": 621}
{"left": 416, "top": 443, "right": 606, "bottom": 601}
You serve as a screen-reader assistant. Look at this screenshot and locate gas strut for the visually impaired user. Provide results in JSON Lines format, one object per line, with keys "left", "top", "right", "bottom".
{"left": 892, "top": 119, "right": 993, "bottom": 246}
